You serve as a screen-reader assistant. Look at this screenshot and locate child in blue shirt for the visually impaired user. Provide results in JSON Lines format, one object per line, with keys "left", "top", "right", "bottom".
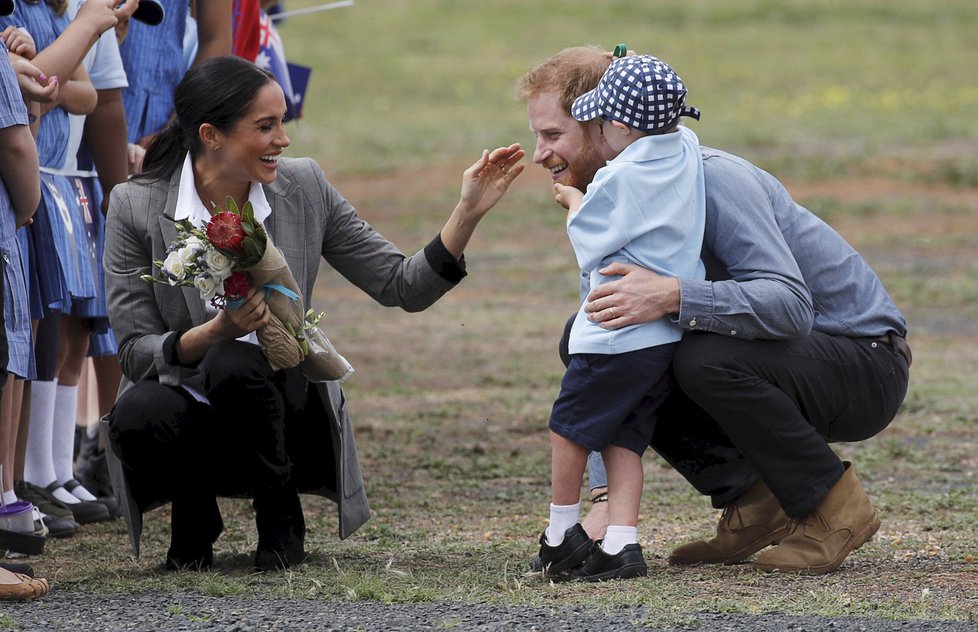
{"left": 537, "top": 54, "right": 706, "bottom": 581}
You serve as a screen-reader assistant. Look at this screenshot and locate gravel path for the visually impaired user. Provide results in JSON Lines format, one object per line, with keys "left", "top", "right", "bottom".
{"left": 5, "top": 592, "right": 978, "bottom": 631}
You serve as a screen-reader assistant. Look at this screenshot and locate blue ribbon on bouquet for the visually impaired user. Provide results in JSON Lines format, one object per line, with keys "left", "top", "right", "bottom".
{"left": 262, "top": 283, "right": 299, "bottom": 301}
{"left": 226, "top": 283, "right": 299, "bottom": 310}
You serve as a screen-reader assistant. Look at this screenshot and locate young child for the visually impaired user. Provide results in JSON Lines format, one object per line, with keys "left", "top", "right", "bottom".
{"left": 1, "top": 45, "right": 43, "bottom": 551}
{"left": 537, "top": 54, "right": 706, "bottom": 581}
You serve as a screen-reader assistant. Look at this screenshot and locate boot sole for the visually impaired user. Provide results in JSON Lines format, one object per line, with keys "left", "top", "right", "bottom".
{"left": 752, "top": 512, "right": 881, "bottom": 575}
{"left": 668, "top": 525, "right": 792, "bottom": 566}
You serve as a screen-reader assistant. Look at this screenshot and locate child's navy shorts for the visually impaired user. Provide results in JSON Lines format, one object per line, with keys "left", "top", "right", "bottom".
{"left": 548, "top": 343, "right": 676, "bottom": 455}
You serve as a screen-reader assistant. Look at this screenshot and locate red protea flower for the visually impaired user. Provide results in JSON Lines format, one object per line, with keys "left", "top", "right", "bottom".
{"left": 207, "top": 212, "right": 246, "bottom": 253}
{"left": 223, "top": 271, "right": 252, "bottom": 301}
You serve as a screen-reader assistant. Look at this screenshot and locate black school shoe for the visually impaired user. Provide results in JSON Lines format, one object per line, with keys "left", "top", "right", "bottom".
{"left": 63, "top": 479, "right": 118, "bottom": 519}
{"left": 41, "top": 513, "right": 80, "bottom": 538}
{"left": 43, "top": 482, "right": 110, "bottom": 524}
{"left": 537, "top": 524, "right": 592, "bottom": 578}
{"left": 570, "top": 543, "right": 648, "bottom": 582}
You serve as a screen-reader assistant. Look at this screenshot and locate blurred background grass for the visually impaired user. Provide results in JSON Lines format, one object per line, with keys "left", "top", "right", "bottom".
{"left": 280, "top": 0, "right": 978, "bottom": 181}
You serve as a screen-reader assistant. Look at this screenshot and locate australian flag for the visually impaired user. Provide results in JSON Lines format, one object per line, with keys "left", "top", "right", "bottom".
{"left": 255, "top": 11, "right": 311, "bottom": 120}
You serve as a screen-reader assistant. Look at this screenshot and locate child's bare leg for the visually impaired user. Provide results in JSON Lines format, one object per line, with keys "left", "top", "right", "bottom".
{"left": 603, "top": 445, "right": 642, "bottom": 526}
{"left": 570, "top": 445, "right": 649, "bottom": 581}
{"left": 537, "top": 431, "right": 593, "bottom": 575}
{"left": 550, "top": 431, "right": 588, "bottom": 505}
{"left": 546, "top": 430, "right": 588, "bottom": 545}
{"left": 602, "top": 445, "right": 643, "bottom": 554}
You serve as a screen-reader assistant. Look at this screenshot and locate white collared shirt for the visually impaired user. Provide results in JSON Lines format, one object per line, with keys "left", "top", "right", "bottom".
{"left": 174, "top": 152, "right": 273, "bottom": 230}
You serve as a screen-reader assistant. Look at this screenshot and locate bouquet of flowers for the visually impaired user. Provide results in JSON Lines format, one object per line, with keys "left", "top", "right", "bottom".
{"left": 141, "top": 197, "right": 354, "bottom": 383}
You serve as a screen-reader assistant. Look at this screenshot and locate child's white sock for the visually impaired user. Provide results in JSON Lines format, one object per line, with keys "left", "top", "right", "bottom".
{"left": 601, "top": 525, "right": 638, "bottom": 555}
{"left": 24, "top": 380, "right": 59, "bottom": 488}
{"left": 545, "top": 502, "right": 580, "bottom": 546}
{"left": 52, "top": 384, "right": 82, "bottom": 486}
{"left": 2, "top": 489, "right": 18, "bottom": 506}
{"left": 51, "top": 384, "right": 97, "bottom": 502}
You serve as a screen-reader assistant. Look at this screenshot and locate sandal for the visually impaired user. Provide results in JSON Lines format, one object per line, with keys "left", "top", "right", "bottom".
{"left": 0, "top": 566, "right": 49, "bottom": 601}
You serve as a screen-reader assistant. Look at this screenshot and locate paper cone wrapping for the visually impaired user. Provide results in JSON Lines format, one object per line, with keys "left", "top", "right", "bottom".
{"left": 246, "top": 238, "right": 354, "bottom": 382}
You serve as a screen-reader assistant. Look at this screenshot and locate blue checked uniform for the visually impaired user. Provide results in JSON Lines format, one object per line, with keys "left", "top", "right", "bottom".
{"left": 119, "top": 0, "right": 189, "bottom": 142}
{"left": 0, "top": 55, "right": 35, "bottom": 379}
{"left": 2, "top": 4, "right": 96, "bottom": 318}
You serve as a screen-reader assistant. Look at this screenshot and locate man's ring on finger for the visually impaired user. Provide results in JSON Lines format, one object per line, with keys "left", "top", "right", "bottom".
{"left": 610, "top": 306, "right": 616, "bottom": 318}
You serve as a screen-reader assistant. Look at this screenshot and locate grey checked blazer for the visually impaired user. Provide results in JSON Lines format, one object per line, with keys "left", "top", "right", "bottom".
{"left": 104, "top": 156, "right": 457, "bottom": 555}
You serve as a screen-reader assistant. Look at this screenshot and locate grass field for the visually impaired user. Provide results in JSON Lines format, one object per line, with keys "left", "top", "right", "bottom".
{"left": 19, "top": 0, "right": 978, "bottom": 627}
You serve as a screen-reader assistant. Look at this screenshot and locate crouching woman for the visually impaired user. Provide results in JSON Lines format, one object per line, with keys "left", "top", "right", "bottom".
{"left": 103, "top": 55, "right": 523, "bottom": 571}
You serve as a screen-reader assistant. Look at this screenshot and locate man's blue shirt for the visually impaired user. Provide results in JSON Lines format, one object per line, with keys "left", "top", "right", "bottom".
{"left": 676, "top": 147, "right": 907, "bottom": 340}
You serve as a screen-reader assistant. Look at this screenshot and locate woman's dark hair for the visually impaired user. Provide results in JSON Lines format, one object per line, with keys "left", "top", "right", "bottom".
{"left": 139, "top": 56, "right": 276, "bottom": 181}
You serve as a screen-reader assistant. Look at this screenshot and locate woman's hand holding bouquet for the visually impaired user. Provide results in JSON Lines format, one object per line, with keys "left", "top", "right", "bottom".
{"left": 143, "top": 197, "right": 354, "bottom": 382}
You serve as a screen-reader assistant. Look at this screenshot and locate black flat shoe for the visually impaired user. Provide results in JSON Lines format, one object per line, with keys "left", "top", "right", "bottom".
{"left": 43, "top": 482, "right": 110, "bottom": 525}
{"left": 41, "top": 514, "right": 79, "bottom": 538}
{"left": 571, "top": 543, "right": 648, "bottom": 582}
{"left": 63, "top": 479, "right": 118, "bottom": 519}
{"left": 537, "top": 524, "right": 592, "bottom": 578}
{"left": 14, "top": 481, "right": 72, "bottom": 520}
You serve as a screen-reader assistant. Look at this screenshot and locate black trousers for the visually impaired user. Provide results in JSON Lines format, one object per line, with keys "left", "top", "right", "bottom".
{"left": 658, "top": 331, "right": 908, "bottom": 517}
{"left": 108, "top": 340, "right": 311, "bottom": 511}
{"left": 559, "top": 319, "right": 910, "bottom": 518}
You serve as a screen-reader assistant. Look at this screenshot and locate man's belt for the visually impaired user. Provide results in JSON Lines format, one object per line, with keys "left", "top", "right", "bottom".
{"left": 874, "top": 332, "right": 912, "bottom": 367}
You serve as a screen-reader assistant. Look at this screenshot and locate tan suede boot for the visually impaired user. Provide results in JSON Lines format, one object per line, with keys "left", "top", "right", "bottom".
{"left": 753, "top": 462, "right": 880, "bottom": 574}
{"left": 668, "top": 479, "right": 792, "bottom": 565}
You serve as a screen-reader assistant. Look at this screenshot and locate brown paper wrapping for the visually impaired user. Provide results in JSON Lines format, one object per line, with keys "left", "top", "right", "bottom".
{"left": 247, "top": 237, "right": 354, "bottom": 383}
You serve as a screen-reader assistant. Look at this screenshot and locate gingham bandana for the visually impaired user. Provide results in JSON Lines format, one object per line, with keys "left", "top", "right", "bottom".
{"left": 572, "top": 54, "right": 700, "bottom": 133}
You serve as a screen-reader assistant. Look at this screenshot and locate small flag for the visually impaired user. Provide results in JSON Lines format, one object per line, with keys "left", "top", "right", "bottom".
{"left": 255, "top": 11, "right": 300, "bottom": 120}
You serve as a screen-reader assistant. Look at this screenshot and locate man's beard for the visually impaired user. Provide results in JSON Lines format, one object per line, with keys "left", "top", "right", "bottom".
{"left": 565, "top": 132, "right": 605, "bottom": 191}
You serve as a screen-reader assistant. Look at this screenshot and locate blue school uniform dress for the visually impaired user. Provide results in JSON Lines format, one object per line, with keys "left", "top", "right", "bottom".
{"left": 2, "top": 4, "right": 98, "bottom": 321}
{"left": 119, "top": 0, "right": 188, "bottom": 142}
{"left": 49, "top": 1, "right": 131, "bottom": 357}
{"left": 0, "top": 55, "right": 36, "bottom": 380}
{"left": 0, "top": 2, "right": 98, "bottom": 326}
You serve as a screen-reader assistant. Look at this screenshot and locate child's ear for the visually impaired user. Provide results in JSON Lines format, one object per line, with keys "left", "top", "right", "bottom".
{"left": 610, "top": 120, "right": 631, "bottom": 135}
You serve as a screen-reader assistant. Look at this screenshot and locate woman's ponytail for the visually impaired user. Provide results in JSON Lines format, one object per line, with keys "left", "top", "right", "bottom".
{"left": 138, "top": 117, "right": 188, "bottom": 182}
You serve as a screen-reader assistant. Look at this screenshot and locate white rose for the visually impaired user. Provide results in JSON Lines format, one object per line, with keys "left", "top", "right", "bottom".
{"left": 177, "top": 243, "right": 201, "bottom": 266}
{"left": 194, "top": 273, "right": 220, "bottom": 300}
{"left": 204, "top": 249, "right": 234, "bottom": 280}
{"left": 184, "top": 235, "right": 206, "bottom": 252}
{"left": 162, "top": 251, "right": 186, "bottom": 285}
